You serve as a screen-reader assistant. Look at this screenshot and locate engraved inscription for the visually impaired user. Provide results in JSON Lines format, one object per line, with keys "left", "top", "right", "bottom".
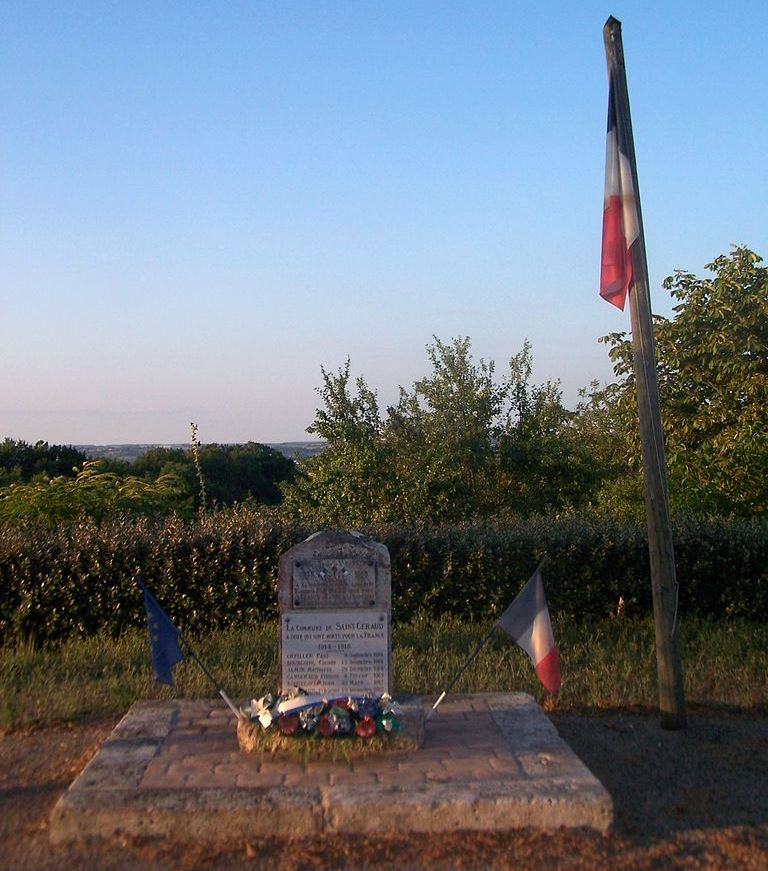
{"left": 281, "top": 610, "right": 388, "bottom": 696}
{"left": 292, "top": 559, "right": 376, "bottom": 608}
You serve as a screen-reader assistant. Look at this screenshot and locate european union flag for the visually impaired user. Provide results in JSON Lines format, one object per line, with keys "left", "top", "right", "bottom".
{"left": 138, "top": 579, "right": 184, "bottom": 686}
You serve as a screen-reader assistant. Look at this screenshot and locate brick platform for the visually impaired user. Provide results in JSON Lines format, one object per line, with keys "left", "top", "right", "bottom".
{"left": 50, "top": 694, "right": 612, "bottom": 842}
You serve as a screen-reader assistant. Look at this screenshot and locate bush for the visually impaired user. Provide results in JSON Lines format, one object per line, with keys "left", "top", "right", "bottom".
{"left": 0, "top": 462, "right": 191, "bottom": 524}
{"left": 0, "top": 510, "right": 766, "bottom": 644}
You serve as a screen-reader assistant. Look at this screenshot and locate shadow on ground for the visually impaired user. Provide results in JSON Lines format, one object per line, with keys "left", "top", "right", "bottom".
{"left": 550, "top": 711, "right": 768, "bottom": 835}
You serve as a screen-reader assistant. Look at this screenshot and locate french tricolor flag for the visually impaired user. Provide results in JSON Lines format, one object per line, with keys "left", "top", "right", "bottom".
{"left": 497, "top": 569, "right": 561, "bottom": 693}
{"left": 600, "top": 77, "right": 640, "bottom": 310}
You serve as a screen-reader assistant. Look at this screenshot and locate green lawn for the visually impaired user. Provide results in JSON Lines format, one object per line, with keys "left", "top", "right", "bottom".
{"left": 1, "top": 616, "right": 766, "bottom": 732}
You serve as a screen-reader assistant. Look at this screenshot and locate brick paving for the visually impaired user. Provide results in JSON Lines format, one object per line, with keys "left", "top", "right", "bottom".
{"left": 143, "top": 697, "right": 526, "bottom": 791}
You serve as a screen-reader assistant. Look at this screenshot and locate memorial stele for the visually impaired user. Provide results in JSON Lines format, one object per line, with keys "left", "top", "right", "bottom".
{"left": 278, "top": 530, "right": 391, "bottom": 698}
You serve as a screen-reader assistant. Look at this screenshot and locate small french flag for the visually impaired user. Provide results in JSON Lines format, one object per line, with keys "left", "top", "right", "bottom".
{"left": 497, "top": 569, "right": 561, "bottom": 693}
{"left": 600, "top": 76, "right": 640, "bottom": 310}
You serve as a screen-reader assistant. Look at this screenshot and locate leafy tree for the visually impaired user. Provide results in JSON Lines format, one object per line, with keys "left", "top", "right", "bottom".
{"left": 592, "top": 246, "right": 768, "bottom": 517}
{"left": 0, "top": 439, "right": 87, "bottom": 482}
{"left": 571, "top": 380, "right": 645, "bottom": 521}
{"left": 282, "top": 337, "right": 605, "bottom": 524}
{"left": 132, "top": 447, "right": 198, "bottom": 498}
{"left": 0, "top": 440, "right": 297, "bottom": 522}
{"left": 380, "top": 338, "right": 505, "bottom": 522}
{"left": 89, "top": 457, "right": 133, "bottom": 476}
{"left": 491, "top": 348, "right": 602, "bottom": 517}
{"left": 281, "top": 360, "right": 393, "bottom": 524}
{"left": 199, "top": 442, "right": 298, "bottom": 507}
{"left": 132, "top": 442, "right": 297, "bottom": 509}
{"left": 131, "top": 447, "right": 191, "bottom": 478}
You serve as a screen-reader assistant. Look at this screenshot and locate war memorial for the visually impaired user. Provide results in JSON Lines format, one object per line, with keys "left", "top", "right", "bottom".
{"left": 50, "top": 530, "right": 612, "bottom": 843}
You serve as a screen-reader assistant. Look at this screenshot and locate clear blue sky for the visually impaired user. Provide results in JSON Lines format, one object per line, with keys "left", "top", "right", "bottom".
{"left": 2, "top": 1, "right": 766, "bottom": 444}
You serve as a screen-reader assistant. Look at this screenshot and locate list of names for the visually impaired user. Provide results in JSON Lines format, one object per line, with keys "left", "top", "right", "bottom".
{"left": 281, "top": 610, "right": 389, "bottom": 696}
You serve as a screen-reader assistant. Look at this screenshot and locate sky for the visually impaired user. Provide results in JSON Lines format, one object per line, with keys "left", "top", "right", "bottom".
{"left": 2, "top": 1, "right": 766, "bottom": 445}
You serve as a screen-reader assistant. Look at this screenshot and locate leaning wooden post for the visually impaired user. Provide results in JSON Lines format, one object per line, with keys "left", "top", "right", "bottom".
{"left": 603, "top": 16, "right": 687, "bottom": 729}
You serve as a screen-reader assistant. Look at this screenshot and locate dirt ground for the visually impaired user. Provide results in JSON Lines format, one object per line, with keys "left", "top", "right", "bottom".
{"left": 1, "top": 710, "right": 766, "bottom": 870}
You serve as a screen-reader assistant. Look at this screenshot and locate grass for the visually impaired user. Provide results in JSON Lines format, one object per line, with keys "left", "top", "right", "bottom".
{"left": 1, "top": 616, "right": 766, "bottom": 732}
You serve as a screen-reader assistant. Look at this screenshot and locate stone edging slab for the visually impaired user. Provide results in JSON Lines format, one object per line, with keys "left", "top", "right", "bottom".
{"left": 50, "top": 693, "right": 612, "bottom": 842}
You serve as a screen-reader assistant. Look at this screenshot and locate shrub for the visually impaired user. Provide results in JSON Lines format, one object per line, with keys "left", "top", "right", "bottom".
{"left": 0, "top": 510, "right": 765, "bottom": 644}
{"left": 0, "top": 462, "right": 190, "bottom": 524}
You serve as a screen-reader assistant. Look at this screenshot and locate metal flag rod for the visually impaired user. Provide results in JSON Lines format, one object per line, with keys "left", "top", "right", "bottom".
{"left": 426, "top": 623, "right": 498, "bottom": 721}
{"left": 136, "top": 573, "right": 240, "bottom": 720}
{"left": 426, "top": 557, "right": 551, "bottom": 720}
{"left": 179, "top": 638, "right": 241, "bottom": 720}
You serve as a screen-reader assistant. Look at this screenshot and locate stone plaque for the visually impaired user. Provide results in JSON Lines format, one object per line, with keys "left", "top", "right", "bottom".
{"left": 281, "top": 610, "right": 388, "bottom": 696}
{"left": 278, "top": 530, "right": 392, "bottom": 696}
{"left": 292, "top": 559, "right": 376, "bottom": 608}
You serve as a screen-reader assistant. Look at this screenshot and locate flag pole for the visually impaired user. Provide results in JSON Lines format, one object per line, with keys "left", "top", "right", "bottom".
{"left": 426, "top": 557, "right": 550, "bottom": 720}
{"left": 136, "top": 574, "right": 241, "bottom": 720}
{"left": 603, "top": 16, "right": 686, "bottom": 730}
{"left": 178, "top": 638, "right": 241, "bottom": 719}
{"left": 425, "top": 624, "right": 498, "bottom": 721}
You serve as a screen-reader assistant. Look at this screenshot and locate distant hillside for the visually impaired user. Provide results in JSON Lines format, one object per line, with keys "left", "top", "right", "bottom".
{"left": 76, "top": 441, "right": 325, "bottom": 463}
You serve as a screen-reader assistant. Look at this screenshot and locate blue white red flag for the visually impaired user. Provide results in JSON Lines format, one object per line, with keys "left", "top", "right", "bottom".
{"left": 600, "top": 77, "right": 640, "bottom": 310}
{"left": 497, "top": 569, "right": 561, "bottom": 693}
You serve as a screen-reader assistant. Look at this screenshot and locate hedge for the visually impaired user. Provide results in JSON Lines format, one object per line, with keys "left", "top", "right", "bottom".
{"left": 0, "top": 508, "right": 766, "bottom": 644}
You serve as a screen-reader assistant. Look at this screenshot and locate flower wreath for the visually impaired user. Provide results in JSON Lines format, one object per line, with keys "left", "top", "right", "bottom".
{"left": 243, "top": 688, "right": 403, "bottom": 739}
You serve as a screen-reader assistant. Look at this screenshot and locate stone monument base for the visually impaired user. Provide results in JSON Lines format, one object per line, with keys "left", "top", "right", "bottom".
{"left": 50, "top": 693, "right": 612, "bottom": 843}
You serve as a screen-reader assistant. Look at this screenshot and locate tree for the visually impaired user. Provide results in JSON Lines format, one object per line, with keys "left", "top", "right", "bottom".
{"left": 198, "top": 442, "right": 298, "bottom": 507}
{"left": 280, "top": 360, "right": 393, "bottom": 525}
{"left": 571, "top": 380, "right": 645, "bottom": 520}
{"left": 0, "top": 439, "right": 87, "bottom": 484}
{"left": 593, "top": 246, "right": 768, "bottom": 517}
{"left": 132, "top": 442, "right": 297, "bottom": 509}
{"left": 492, "top": 347, "right": 603, "bottom": 517}
{"left": 282, "top": 337, "right": 605, "bottom": 524}
{"left": 384, "top": 337, "right": 506, "bottom": 521}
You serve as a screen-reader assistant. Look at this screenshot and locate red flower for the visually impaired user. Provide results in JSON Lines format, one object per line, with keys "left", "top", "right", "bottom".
{"left": 317, "top": 715, "right": 334, "bottom": 737}
{"left": 355, "top": 715, "right": 376, "bottom": 738}
{"left": 278, "top": 713, "right": 299, "bottom": 735}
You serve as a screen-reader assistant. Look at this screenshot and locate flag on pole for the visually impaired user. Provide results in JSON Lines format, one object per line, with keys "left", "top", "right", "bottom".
{"left": 497, "top": 568, "right": 561, "bottom": 693}
{"left": 139, "top": 580, "right": 184, "bottom": 686}
{"left": 600, "top": 75, "right": 640, "bottom": 310}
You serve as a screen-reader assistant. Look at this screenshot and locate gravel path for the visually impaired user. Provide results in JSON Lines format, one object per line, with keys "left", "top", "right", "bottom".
{"left": 1, "top": 711, "right": 766, "bottom": 870}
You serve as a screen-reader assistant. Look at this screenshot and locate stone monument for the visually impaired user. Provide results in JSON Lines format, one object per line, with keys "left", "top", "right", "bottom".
{"left": 50, "top": 533, "right": 613, "bottom": 842}
{"left": 278, "top": 529, "right": 391, "bottom": 697}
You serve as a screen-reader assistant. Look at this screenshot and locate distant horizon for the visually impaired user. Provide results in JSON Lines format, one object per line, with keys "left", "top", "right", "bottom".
{"left": 3, "top": 439, "right": 329, "bottom": 464}
{"left": 73, "top": 439, "right": 325, "bottom": 447}
{"left": 1, "top": 436, "right": 325, "bottom": 449}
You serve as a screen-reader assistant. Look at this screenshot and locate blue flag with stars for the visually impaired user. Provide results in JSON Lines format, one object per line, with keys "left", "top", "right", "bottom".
{"left": 138, "top": 579, "right": 184, "bottom": 685}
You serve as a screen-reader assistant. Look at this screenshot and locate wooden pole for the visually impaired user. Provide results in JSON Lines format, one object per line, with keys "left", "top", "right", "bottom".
{"left": 603, "top": 16, "right": 687, "bottom": 730}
